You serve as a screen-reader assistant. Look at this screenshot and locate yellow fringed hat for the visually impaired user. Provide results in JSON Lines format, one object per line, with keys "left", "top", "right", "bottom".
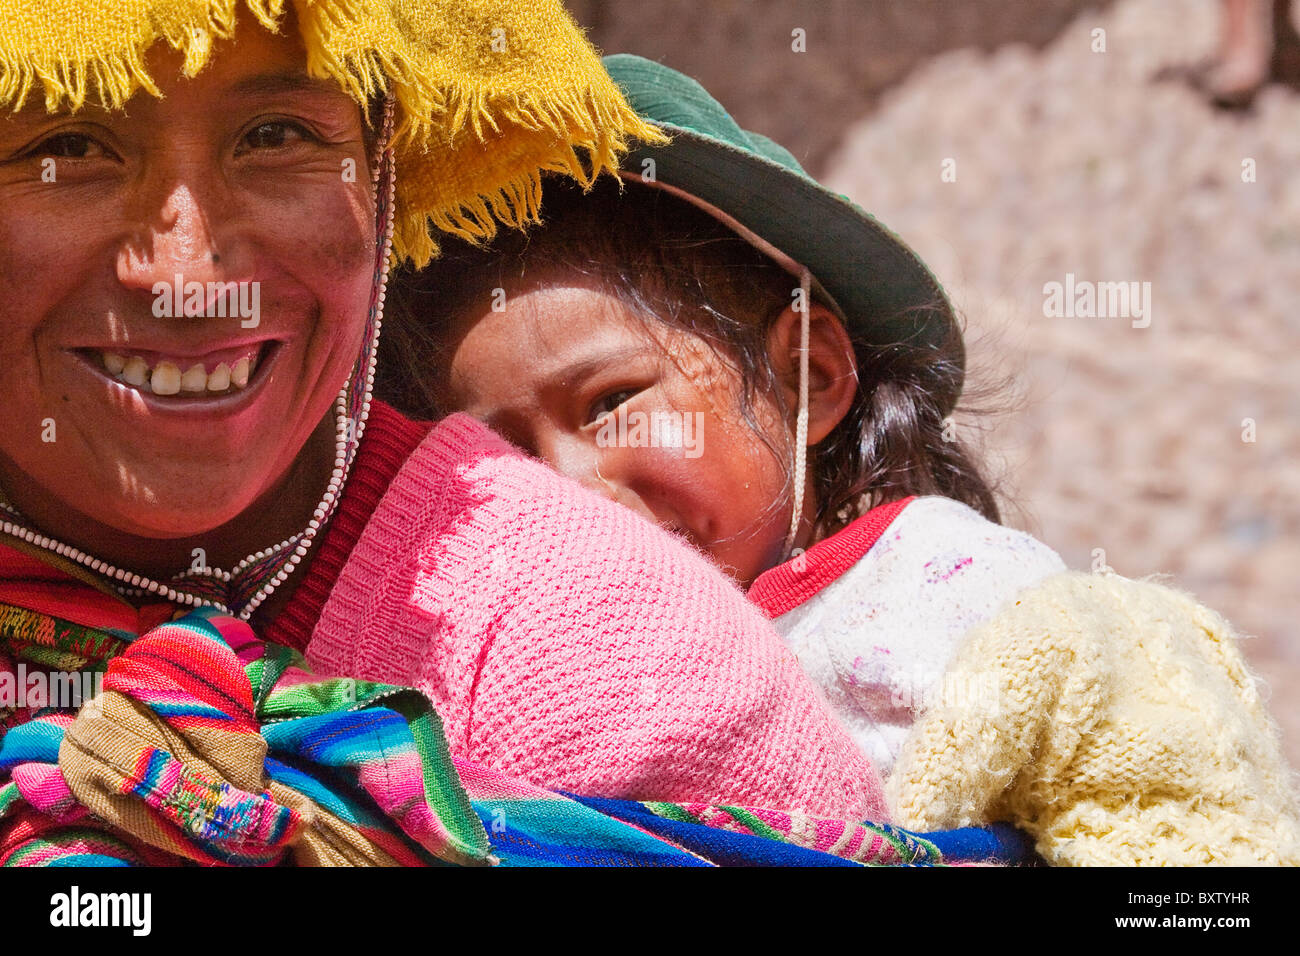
{"left": 0, "top": 0, "right": 668, "bottom": 265}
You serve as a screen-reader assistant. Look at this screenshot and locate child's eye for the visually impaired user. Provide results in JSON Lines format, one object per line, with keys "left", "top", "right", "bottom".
{"left": 237, "top": 120, "right": 316, "bottom": 153}
{"left": 586, "top": 390, "right": 637, "bottom": 425}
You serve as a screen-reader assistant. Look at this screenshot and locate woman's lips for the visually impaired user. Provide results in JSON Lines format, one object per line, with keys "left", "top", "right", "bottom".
{"left": 78, "top": 342, "right": 273, "bottom": 397}
{"left": 69, "top": 340, "right": 283, "bottom": 421}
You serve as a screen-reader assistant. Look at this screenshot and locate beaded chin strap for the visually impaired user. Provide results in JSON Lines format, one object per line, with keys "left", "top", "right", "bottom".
{"left": 0, "top": 95, "right": 398, "bottom": 622}
{"left": 781, "top": 267, "right": 813, "bottom": 561}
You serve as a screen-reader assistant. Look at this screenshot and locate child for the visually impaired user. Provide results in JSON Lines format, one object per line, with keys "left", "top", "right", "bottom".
{"left": 381, "top": 55, "right": 1300, "bottom": 864}
{"left": 382, "top": 56, "right": 1069, "bottom": 779}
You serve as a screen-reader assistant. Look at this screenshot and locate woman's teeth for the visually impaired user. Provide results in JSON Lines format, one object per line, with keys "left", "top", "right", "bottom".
{"left": 101, "top": 352, "right": 255, "bottom": 396}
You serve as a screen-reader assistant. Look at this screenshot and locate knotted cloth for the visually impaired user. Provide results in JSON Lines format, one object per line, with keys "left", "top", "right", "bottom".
{"left": 5, "top": 601, "right": 491, "bottom": 865}
{"left": 0, "top": 0, "right": 669, "bottom": 265}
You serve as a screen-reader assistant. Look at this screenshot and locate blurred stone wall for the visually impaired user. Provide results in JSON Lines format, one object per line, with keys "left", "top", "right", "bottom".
{"left": 567, "top": 0, "right": 1114, "bottom": 172}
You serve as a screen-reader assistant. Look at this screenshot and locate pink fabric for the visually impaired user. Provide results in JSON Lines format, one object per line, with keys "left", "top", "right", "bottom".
{"left": 306, "top": 413, "right": 887, "bottom": 822}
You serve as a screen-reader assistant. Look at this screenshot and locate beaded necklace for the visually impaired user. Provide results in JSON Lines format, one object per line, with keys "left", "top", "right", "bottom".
{"left": 0, "top": 96, "right": 398, "bottom": 623}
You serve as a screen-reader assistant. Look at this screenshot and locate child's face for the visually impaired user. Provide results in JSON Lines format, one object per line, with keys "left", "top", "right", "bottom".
{"left": 445, "top": 281, "right": 798, "bottom": 587}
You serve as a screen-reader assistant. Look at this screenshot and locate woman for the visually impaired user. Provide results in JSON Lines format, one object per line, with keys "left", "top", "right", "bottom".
{"left": 0, "top": 0, "right": 888, "bottom": 865}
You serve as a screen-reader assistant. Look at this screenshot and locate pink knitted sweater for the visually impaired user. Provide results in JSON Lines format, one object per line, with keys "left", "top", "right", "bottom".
{"left": 305, "top": 412, "right": 886, "bottom": 821}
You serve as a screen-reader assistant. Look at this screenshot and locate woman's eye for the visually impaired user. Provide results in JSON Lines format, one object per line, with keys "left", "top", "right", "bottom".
{"left": 239, "top": 121, "right": 312, "bottom": 152}
{"left": 31, "top": 132, "right": 108, "bottom": 160}
{"left": 587, "top": 390, "right": 637, "bottom": 424}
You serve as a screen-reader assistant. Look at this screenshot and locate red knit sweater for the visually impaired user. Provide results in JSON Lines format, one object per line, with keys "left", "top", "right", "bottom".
{"left": 263, "top": 400, "right": 430, "bottom": 653}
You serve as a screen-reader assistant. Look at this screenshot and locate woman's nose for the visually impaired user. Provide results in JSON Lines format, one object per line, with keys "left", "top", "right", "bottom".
{"left": 116, "top": 180, "right": 233, "bottom": 297}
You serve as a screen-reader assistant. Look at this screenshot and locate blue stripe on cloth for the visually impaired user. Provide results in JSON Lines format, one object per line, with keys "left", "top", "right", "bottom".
{"left": 568, "top": 796, "right": 862, "bottom": 867}
{"left": 0, "top": 720, "right": 65, "bottom": 770}
{"left": 472, "top": 799, "right": 712, "bottom": 867}
{"left": 46, "top": 854, "right": 133, "bottom": 867}
{"left": 145, "top": 701, "right": 233, "bottom": 721}
{"left": 921, "top": 822, "right": 1043, "bottom": 865}
{"left": 575, "top": 797, "right": 1043, "bottom": 866}
{"left": 262, "top": 755, "right": 388, "bottom": 831}
{"left": 261, "top": 709, "right": 411, "bottom": 765}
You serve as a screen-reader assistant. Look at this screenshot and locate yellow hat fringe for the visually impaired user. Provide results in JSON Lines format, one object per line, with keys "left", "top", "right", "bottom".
{"left": 0, "top": 0, "right": 668, "bottom": 266}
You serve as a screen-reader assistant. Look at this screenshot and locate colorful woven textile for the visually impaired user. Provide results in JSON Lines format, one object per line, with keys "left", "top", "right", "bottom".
{"left": 2, "top": 601, "right": 490, "bottom": 866}
{"left": 0, "top": 540, "right": 1038, "bottom": 866}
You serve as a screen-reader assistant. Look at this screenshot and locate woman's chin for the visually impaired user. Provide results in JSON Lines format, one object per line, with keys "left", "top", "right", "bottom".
{"left": 86, "top": 496, "right": 261, "bottom": 542}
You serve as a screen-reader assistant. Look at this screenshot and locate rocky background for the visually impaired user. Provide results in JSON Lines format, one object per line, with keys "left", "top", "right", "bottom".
{"left": 571, "top": 0, "right": 1300, "bottom": 769}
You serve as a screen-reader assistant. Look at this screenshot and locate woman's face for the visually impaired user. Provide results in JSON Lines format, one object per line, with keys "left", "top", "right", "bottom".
{"left": 0, "top": 20, "right": 376, "bottom": 541}
{"left": 445, "top": 282, "right": 798, "bottom": 588}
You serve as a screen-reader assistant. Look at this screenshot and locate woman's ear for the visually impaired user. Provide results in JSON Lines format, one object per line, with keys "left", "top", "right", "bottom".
{"left": 766, "top": 302, "right": 859, "bottom": 446}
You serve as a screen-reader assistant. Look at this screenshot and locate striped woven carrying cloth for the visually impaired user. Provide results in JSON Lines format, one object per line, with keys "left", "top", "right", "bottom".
{"left": 0, "top": 540, "right": 1037, "bottom": 866}
{"left": 1, "top": 603, "right": 490, "bottom": 865}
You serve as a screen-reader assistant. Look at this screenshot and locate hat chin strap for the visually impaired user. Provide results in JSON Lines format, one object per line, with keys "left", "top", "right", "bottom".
{"left": 782, "top": 268, "right": 812, "bottom": 560}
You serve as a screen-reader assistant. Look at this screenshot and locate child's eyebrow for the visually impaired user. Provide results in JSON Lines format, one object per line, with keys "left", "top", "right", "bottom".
{"left": 539, "top": 344, "right": 658, "bottom": 392}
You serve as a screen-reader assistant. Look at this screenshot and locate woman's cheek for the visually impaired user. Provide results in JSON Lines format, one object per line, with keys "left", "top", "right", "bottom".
{"left": 255, "top": 175, "right": 374, "bottom": 294}
{"left": 263, "top": 182, "right": 374, "bottom": 376}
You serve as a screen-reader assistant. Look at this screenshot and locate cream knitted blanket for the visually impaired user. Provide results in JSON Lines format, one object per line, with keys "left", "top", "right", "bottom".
{"left": 887, "top": 570, "right": 1300, "bottom": 865}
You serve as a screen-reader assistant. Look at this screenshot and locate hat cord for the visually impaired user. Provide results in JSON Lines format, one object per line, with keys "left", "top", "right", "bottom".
{"left": 782, "top": 268, "right": 812, "bottom": 559}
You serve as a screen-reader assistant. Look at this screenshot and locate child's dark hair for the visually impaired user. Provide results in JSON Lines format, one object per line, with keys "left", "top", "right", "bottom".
{"left": 378, "top": 175, "right": 1002, "bottom": 535}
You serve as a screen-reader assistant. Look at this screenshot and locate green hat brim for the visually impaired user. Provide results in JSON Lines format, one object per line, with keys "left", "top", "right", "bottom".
{"left": 605, "top": 54, "right": 963, "bottom": 411}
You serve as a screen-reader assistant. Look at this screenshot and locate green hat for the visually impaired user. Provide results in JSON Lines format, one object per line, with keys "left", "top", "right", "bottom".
{"left": 602, "top": 53, "right": 963, "bottom": 413}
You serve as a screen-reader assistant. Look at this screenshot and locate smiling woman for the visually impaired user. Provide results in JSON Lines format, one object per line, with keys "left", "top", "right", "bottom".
{"left": 0, "top": 19, "right": 380, "bottom": 584}
{"left": 0, "top": 0, "right": 891, "bottom": 867}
